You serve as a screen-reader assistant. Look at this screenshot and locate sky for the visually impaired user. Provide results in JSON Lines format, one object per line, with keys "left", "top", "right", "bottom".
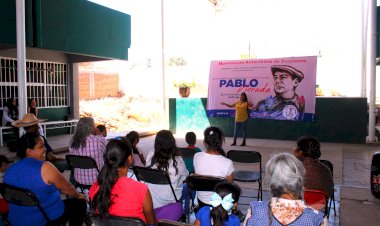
{"left": 88, "top": 0, "right": 373, "bottom": 98}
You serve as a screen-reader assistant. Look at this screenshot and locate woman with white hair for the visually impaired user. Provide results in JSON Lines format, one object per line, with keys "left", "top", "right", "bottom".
{"left": 245, "top": 153, "right": 326, "bottom": 226}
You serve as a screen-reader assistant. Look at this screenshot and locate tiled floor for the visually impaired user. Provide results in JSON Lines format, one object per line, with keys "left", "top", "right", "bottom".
{"left": 2, "top": 132, "right": 380, "bottom": 225}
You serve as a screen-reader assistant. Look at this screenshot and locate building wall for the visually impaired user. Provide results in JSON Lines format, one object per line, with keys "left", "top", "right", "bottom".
{"left": 0, "top": 47, "right": 69, "bottom": 63}
{"left": 169, "top": 97, "right": 368, "bottom": 144}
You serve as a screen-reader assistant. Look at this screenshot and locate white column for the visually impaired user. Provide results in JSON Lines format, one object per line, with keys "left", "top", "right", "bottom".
{"left": 161, "top": 0, "right": 168, "bottom": 128}
{"left": 16, "top": 0, "right": 27, "bottom": 137}
{"left": 361, "top": 0, "right": 367, "bottom": 97}
{"left": 366, "top": 0, "right": 377, "bottom": 143}
{"left": 72, "top": 63, "right": 80, "bottom": 119}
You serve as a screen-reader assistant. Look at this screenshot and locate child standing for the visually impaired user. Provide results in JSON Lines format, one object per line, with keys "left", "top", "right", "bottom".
{"left": 194, "top": 182, "right": 241, "bottom": 226}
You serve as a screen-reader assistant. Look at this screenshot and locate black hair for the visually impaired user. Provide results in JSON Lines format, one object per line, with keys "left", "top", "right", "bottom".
{"left": 5, "top": 97, "right": 18, "bottom": 118}
{"left": 240, "top": 92, "right": 248, "bottom": 102}
{"left": 96, "top": 125, "right": 106, "bottom": 133}
{"left": 297, "top": 136, "right": 321, "bottom": 159}
{"left": 126, "top": 131, "right": 140, "bottom": 154}
{"left": 210, "top": 182, "right": 241, "bottom": 226}
{"left": 28, "top": 98, "right": 35, "bottom": 107}
{"left": 203, "top": 126, "right": 225, "bottom": 156}
{"left": 185, "top": 132, "right": 196, "bottom": 146}
{"left": 91, "top": 137, "right": 133, "bottom": 214}
{"left": 150, "top": 130, "right": 179, "bottom": 174}
{"left": 16, "top": 132, "right": 41, "bottom": 159}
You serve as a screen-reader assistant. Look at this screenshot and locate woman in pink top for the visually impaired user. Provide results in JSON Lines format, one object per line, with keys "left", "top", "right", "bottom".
{"left": 89, "top": 138, "right": 156, "bottom": 224}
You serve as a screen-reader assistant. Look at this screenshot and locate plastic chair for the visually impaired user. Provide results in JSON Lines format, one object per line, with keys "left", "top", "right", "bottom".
{"left": 0, "top": 183, "right": 61, "bottom": 225}
{"left": 320, "top": 159, "right": 336, "bottom": 216}
{"left": 304, "top": 189, "right": 329, "bottom": 216}
{"left": 65, "top": 155, "right": 100, "bottom": 194}
{"left": 88, "top": 213, "right": 146, "bottom": 226}
{"left": 133, "top": 166, "right": 179, "bottom": 202}
{"left": 227, "top": 150, "right": 262, "bottom": 201}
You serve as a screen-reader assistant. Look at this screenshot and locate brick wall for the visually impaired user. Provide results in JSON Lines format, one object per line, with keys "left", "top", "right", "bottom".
{"left": 79, "top": 72, "right": 119, "bottom": 100}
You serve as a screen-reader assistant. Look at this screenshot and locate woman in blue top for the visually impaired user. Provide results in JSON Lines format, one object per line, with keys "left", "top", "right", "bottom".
{"left": 4, "top": 132, "right": 87, "bottom": 226}
{"left": 194, "top": 182, "right": 241, "bottom": 226}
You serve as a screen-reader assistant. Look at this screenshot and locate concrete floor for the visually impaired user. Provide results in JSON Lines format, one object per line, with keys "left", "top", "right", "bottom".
{"left": 1, "top": 133, "right": 380, "bottom": 226}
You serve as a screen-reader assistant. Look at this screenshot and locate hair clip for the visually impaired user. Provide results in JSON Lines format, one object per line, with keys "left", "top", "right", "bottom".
{"left": 210, "top": 192, "right": 234, "bottom": 211}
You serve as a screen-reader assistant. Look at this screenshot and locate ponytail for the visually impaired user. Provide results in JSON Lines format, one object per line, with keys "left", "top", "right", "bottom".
{"left": 209, "top": 182, "right": 241, "bottom": 226}
{"left": 204, "top": 126, "right": 226, "bottom": 156}
{"left": 91, "top": 138, "right": 132, "bottom": 214}
{"left": 210, "top": 205, "right": 229, "bottom": 226}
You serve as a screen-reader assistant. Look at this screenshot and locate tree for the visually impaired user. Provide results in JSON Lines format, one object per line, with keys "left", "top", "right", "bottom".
{"left": 167, "top": 57, "right": 187, "bottom": 67}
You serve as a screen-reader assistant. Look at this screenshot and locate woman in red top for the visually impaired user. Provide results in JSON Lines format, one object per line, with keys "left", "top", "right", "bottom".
{"left": 89, "top": 138, "right": 156, "bottom": 224}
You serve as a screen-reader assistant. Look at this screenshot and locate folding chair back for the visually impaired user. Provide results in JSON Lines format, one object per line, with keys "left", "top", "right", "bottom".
{"left": 66, "top": 155, "right": 100, "bottom": 171}
{"left": 227, "top": 150, "right": 262, "bottom": 201}
{"left": 89, "top": 213, "right": 146, "bottom": 226}
{"left": 185, "top": 175, "right": 226, "bottom": 214}
{"left": 319, "top": 159, "right": 336, "bottom": 217}
{"left": 320, "top": 160, "right": 333, "bottom": 176}
{"left": 133, "top": 166, "right": 179, "bottom": 201}
{"left": 186, "top": 175, "right": 226, "bottom": 192}
{"left": 65, "top": 155, "right": 100, "bottom": 193}
{"left": 0, "top": 183, "right": 51, "bottom": 222}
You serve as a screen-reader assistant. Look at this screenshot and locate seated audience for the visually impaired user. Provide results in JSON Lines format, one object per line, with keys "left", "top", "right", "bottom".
{"left": 126, "top": 131, "right": 146, "bottom": 166}
{"left": 182, "top": 131, "right": 202, "bottom": 174}
{"left": 4, "top": 133, "right": 87, "bottom": 226}
{"left": 194, "top": 182, "right": 241, "bottom": 226}
{"left": 89, "top": 138, "right": 156, "bottom": 224}
{"left": 245, "top": 153, "right": 326, "bottom": 226}
{"left": 27, "top": 98, "right": 38, "bottom": 117}
{"left": 294, "top": 136, "right": 334, "bottom": 210}
{"left": 2, "top": 98, "right": 18, "bottom": 127}
{"left": 2, "top": 98, "right": 19, "bottom": 139}
{"left": 95, "top": 124, "right": 107, "bottom": 137}
{"left": 145, "top": 130, "right": 189, "bottom": 221}
{"left": 12, "top": 113, "right": 68, "bottom": 172}
{"left": 27, "top": 98, "right": 44, "bottom": 135}
{"left": 194, "top": 126, "right": 234, "bottom": 208}
{"left": 69, "top": 117, "right": 108, "bottom": 185}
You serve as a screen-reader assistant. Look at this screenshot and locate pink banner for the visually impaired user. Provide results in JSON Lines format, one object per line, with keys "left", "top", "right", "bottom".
{"left": 207, "top": 56, "right": 317, "bottom": 121}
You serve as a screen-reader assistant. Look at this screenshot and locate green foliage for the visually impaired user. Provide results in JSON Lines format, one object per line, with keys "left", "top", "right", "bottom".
{"left": 168, "top": 57, "right": 187, "bottom": 66}
{"left": 173, "top": 80, "right": 196, "bottom": 88}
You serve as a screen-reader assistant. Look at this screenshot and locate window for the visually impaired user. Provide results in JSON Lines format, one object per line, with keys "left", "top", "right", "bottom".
{"left": 0, "top": 57, "right": 70, "bottom": 109}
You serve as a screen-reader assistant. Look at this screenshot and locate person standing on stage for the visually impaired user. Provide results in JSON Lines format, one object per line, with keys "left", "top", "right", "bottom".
{"left": 221, "top": 92, "right": 253, "bottom": 146}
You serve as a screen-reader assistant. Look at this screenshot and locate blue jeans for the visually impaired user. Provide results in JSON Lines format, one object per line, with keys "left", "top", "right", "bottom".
{"left": 233, "top": 120, "right": 248, "bottom": 141}
{"left": 180, "top": 183, "right": 196, "bottom": 215}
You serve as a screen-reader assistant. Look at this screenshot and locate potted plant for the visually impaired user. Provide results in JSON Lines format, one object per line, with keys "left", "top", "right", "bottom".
{"left": 173, "top": 80, "right": 196, "bottom": 98}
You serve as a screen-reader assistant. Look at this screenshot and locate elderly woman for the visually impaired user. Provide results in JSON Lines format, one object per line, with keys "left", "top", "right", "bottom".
{"left": 69, "top": 117, "right": 108, "bottom": 186}
{"left": 294, "top": 136, "right": 334, "bottom": 209}
{"left": 245, "top": 153, "right": 326, "bottom": 226}
{"left": 4, "top": 132, "right": 87, "bottom": 226}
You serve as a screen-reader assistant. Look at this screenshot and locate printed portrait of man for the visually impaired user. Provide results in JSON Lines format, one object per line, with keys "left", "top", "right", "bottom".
{"left": 255, "top": 65, "right": 305, "bottom": 120}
